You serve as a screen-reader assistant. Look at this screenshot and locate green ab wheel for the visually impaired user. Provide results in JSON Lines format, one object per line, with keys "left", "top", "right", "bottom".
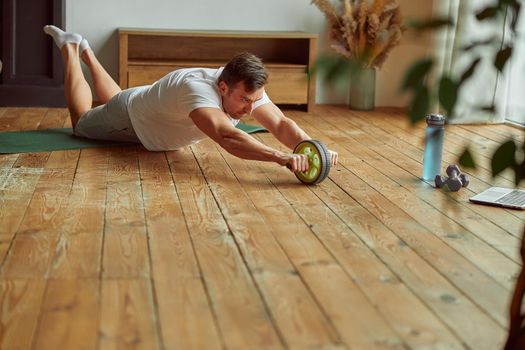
{"left": 291, "top": 140, "right": 331, "bottom": 185}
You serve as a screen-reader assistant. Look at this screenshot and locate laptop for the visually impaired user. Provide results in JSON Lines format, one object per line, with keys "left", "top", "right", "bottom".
{"left": 469, "top": 187, "right": 525, "bottom": 210}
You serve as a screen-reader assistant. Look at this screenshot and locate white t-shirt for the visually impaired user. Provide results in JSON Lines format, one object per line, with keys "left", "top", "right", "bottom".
{"left": 126, "top": 67, "right": 271, "bottom": 151}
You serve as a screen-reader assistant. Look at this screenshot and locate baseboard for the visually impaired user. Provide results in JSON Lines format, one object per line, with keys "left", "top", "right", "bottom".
{"left": 505, "top": 120, "right": 525, "bottom": 130}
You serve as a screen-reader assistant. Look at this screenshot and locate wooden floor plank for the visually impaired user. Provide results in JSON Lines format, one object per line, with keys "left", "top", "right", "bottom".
{"left": 257, "top": 132, "right": 507, "bottom": 349}
{"left": 103, "top": 147, "right": 150, "bottom": 279}
{"left": 447, "top": 123, "right": 516, "bottom": 150}
{"left": 0, "top": 280, "right": 47, "bottom": 350}
{"left": 389, "top": 112, "right": 520, "bottom": 185}
{"left": 0, "top": 108, "right": 18, "bottom": 169}
{"left": 218, "top": 146, "right": 467, "bottom": 349}
{"left": 12, "top": 108, "right": 57, "bottom": 169}
{"left": 354, "top": 110, "right": 518, "bottom": 186}
{"left": 194, "top": 144, "right": 410, "bottom": 348}
{"left": 193, "top": 142, "right": 346, "bottom": 349}
{"left": 492, "top": 123, "right": 524, "bottom": 138}
{"left": 295, "top": 114, "right": 520, "bottom": 287}
{"left": 350, "top": 109, "right": 517, "bottom": 186}
{"left": 1, "top": 168, "right": 75, "bottom": 279}
{"left": 456, "top": 123, "right": 523, "bottom": 144}
{"left": 345, "top": 109, "right": 525, "bottom": 223}
{"left": 0, "top": 168, "right": 43, "bottom": 235}
{"left": 99, "top": 279, "right": 160, "bottom": 350}
{"left": 333, "top": 111, "right": 524, "bottom": 236}
{"left": 167, "top": 147, "right": 284, "bottom": 350}
{"left": 312, "top": 111, "right": 522, "bottom": 262}
{"left": 38, "top": 108, "right": 70, "bottom": 130}
{"left": 16, "top": 168, "right": 76, "bottom": 235}
{"left": 138, "top": 148, "right": 223, "bottom": 350}
{"left": 0, "top": 107, "right": 519, "bottom": 350}
{"left": 0, "top": 235, "right": 10, "bottom": 265}
{"left": 0, "top": 154, "right": 20, "bottom": 169}
{"left": 49, "top": 148, "right": 109, "bottom": 279}
{"left": 33, "top": 279, "right": 99, "bottom": 350}
{"left": 261, "top": 117, "right": 514, "bottom": 319}
{"left": 0, "top": 108, "right": 50, "bottom": 171}
{"left": 0, "top": 108, "right": 47, "bottom": 131}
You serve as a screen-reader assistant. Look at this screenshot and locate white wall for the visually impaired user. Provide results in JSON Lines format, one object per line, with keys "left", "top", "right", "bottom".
{"left": 504, "top": 5, "right": 525, "bottom": 125}
{"left": 378, "top": 0, "right": 435, "bottom": 107}
{"left": 66, "top": 0, "right": 433, "bottom": 107}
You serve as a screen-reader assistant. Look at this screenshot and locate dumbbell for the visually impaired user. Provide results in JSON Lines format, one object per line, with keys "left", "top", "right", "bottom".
{"left": 435, "top": 164, "right": 469, "bottom": 192}
{"left": 287, "top": 140, "right": 331, "bottom": 185}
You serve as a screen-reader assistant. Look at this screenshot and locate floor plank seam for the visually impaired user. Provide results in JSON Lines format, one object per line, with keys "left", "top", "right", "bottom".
{"left": 165, "top": 149, "right": 228, "bottom": 350}
{"left": 137, "top": 147, "right": 165, "bottom": 350}
{"left": 214, "top": 142, "right": 346, "bottom": 349}
{"left": 189, "top": 144, "right": 289, "bottom": 349}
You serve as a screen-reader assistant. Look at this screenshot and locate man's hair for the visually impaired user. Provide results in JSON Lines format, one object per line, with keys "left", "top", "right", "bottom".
{"left": 218, "top": 52, "right": 268, "bottom": 92}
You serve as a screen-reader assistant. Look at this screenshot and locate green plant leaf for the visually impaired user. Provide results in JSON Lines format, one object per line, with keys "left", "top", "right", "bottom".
{"left": 495, "top": 46, "right": 513, "bottom": 72}
{"left": 408, "top": 86, "right": 430, "bottom": 124}
{"left": 401, "top": 59, "right": 433, "bottom": 91}
{"left": 458, "top": 147, "right": 477, "bottom": 170}
{"left": 438, "top": 76, "right": 458, "bottom": 117}
{"left": 460, "top": 37, "right": 498, "bottom": 51}
{"left": 510, "top": 2, "right": 521, "bottom": 31}
{"left": 499, "top": 0, "right": 517, "bottom": 7}
{"left": 491, "top": 140, "right": 517, "bottom": 177}
{"left": 515, "top": 159, "right": 525, "bottom": 186}
{"left": 460, "top": 58, "right": 481, "bottom": 83}
{"left": 476, "top": 6, "right": 500, "bottom": 20}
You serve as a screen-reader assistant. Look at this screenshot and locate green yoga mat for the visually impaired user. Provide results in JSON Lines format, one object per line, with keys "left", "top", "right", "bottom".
{"left": 0, "top": 123, "right": 267, "bottom": 154}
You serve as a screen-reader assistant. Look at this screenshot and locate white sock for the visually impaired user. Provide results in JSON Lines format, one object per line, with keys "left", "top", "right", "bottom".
{"left": 79, "top": 39, "right": 91, "bottom": 54}
{"left": 43, "top": 25, "right": 82, "bottom": 48}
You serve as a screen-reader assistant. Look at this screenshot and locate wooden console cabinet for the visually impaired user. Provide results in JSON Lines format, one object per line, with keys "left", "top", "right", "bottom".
{"left": 118, "top": 28, "right": 317, "bottom": 110}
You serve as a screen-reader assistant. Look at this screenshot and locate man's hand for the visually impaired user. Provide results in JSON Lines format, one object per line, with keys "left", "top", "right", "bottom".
{"left": 281, "top": 153, "right": 310, "bottom": 172}
{"left": 328, "top": 149, "right": 338, "bottom": 167}
{"left": 282, "top": 150, "right": 337, "bottom": 173}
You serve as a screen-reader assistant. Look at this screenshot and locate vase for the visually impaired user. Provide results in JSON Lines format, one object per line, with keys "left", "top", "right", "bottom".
{"left": 349, "top": 67, "right": 376, "bottom": 110}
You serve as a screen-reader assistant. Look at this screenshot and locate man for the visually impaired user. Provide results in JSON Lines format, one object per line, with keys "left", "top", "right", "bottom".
{"left": 44, "top": 25, "right": 338, "bottom": 173}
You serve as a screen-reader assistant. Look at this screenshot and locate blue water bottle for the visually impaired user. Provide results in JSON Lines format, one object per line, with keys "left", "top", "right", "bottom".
{"left": 422, "top": 113, "right": 445, "bottom": 182}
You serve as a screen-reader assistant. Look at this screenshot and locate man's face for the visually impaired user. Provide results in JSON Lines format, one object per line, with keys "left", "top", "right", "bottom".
{"left": 219, "top": 80, "right": 265, "bottom": 119}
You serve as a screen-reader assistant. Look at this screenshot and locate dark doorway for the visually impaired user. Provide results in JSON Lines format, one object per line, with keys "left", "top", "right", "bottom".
{"left": 0, "top": 0, "right": 66, "bottom": 107}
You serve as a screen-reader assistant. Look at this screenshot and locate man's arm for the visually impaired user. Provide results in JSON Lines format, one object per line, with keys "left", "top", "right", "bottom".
{"left": 251, "top": 102, "right": 310, "bottom": 150}
{"left": 252, "top": 102, "right": 339, "bottom": 167}
{"left": 189, "top": 107, "right": 309, "bottom": 172}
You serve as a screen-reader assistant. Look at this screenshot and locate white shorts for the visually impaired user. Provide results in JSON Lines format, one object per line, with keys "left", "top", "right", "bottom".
{"left": 74, "top": 89, "right": 141, "bottom": 143}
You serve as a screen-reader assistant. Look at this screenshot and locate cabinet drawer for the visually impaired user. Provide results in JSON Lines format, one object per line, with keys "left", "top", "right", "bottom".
{"left": 265, "top": 67, "right": 308, "bottom": 104}
{"left": 127, "top": 65, "right": 308, "bottom": 105}
{"left": 128, "top": 66, "right": 175, "bottom": 87}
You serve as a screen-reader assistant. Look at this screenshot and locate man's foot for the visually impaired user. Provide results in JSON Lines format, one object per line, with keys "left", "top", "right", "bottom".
{"left": 79, "top": 38, "right": 91, "bottom": 54}
{"left": 43, "top": 25, "right": 82, "bottom": 48}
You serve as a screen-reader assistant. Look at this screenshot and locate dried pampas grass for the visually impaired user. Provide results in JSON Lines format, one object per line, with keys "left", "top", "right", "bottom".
{"left": 311, "top": 0, "right": 404, "bottom": 69}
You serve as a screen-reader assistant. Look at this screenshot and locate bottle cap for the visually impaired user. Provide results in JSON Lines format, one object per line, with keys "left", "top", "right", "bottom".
{"left": 426, "top": 113, "right": 446, "bottom": 126}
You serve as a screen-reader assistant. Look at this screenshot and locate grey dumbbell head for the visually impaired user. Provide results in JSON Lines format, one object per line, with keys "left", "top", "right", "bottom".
{"left": 459, "top": 173, "right": 469, "bottom": 188}
{"left": 447, "top": 179, "right": 462, "bottom": 192}
{"left": 446, "top": 164, "right": 460, "bottom": 177}
{"left": 435, "top": 175, "right": 446, "bottom": 188}
{"left": 444, "top": 165, "right": 462, "bottom": 191}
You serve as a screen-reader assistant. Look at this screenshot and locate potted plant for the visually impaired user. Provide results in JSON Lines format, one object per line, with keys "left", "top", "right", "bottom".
{"left": 311, "top": 0, "right": 404, "bottom": 110}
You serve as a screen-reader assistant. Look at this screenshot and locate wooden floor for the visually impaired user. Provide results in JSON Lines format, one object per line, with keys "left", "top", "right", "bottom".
{"left": 0, "top": 106, "right": 523, "bottom": 350}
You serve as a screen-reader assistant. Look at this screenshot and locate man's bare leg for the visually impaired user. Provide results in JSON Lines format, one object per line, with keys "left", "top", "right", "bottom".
{"left": 62, "top": 44, "right": 92, "bottom": 127}
{"left": 80, "top": 39, "right": 122, "bottom": 104}
{"left": 44, "top": 25, "right": 92, "bottom": 128}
